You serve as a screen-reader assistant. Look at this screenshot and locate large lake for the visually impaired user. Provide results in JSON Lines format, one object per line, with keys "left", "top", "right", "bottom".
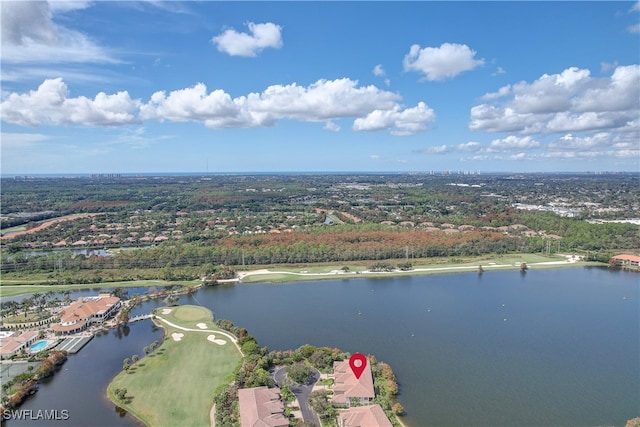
{"left": 6, "top": 267, "right": 639, "bottom": 426}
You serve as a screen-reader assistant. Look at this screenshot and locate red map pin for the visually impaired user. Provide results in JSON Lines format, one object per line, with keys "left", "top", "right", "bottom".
{"left": 349, "top": 353, "right": 367, "bottom": 379}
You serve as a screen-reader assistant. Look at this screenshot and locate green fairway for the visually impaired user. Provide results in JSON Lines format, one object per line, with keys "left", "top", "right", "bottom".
{"left": 0, "top": 280, "right": 200, "bottom": 297}
{"left": 239, "top": 253, "right": 594, "bottom": 283}
{"left": 0, "top": 224, "right": 26, "bottom": 236}
{"left": 107, "top": 305, "right": 242, "bottom": 427}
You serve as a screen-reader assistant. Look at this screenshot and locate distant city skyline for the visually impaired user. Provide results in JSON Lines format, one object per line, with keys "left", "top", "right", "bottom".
{"left": 1, "top": 1, "right": 639, "bottom": 174}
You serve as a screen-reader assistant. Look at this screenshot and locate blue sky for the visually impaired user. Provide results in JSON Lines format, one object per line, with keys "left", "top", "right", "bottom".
{"left": 1, "top": 1, "right": 639, "bottom": 174}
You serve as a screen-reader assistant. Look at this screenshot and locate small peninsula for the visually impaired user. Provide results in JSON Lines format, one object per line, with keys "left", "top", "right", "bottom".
{"left": 107, "top": 304, "right": 405, "bottom": 427}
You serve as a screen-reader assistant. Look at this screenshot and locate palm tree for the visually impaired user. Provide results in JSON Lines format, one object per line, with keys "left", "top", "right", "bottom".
{"left": 20, "top": 297, "right": 33, "bottom": 321}
{"left": 62, "top": 290, "right": 72, "bottom": 304}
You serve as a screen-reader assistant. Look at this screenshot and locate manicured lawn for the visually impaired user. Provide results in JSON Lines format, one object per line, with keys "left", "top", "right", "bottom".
{"left": 107, "top": 305, "right": 241, "bottom": 427}
{"left": 0, "top": 224, "right": 26, "bottom": 236}
{"left": 240, "top": 254, "right": 598, "bottom": 283}
{"left": 0, "top": 280, "right": 200, "bottom": 297}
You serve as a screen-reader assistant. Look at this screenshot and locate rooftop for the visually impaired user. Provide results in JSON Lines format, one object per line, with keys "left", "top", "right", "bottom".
{"left": 238, "top": 386, "right": 288, "bottom": 427}
{"left": 338, "top": 404, "right": 393, "bottom": 427}
{"left": 332, "top": 359, "right": 375, "bottom": 405}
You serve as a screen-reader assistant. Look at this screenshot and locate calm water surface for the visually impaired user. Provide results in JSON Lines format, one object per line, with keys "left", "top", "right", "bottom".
{"left": 6, "top": 267, "right": 639, "bottom": 427}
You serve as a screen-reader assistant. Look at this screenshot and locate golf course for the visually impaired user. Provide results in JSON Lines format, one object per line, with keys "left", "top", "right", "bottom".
{"left": 107, "top": 305, "right": 242, "bottom": 427}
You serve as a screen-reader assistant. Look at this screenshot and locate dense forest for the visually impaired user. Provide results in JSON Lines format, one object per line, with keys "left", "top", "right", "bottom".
{"left": 1, "top": 173, "right": 638, "bottom": 280}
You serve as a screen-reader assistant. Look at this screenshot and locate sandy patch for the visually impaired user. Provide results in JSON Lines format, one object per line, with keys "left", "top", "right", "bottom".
{"left": 1, "top": 214, "right": 99, "bottom": 240}
{"left": 162, "top": 308, "right": 172, "bottom": 314}
{"left": 171, "top": 333, "right": 184, "bottom": 341}
{"left": 207, "top": 334, "right": 226, "bottom": 345}
{"left": 196, "top": 323, "right": 207, "bottom": 329}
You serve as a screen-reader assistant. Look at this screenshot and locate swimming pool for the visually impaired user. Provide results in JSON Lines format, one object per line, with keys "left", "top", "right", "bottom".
{"left": 29, "top": 340, "right": 48, "bottom": 352}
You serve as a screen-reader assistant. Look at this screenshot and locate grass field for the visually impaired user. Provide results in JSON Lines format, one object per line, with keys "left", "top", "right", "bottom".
{"left": 0, "top": 280, "right": 200, "bottom": 297}
{"left": 239, "top": 253, "right": 597, "bottom": 283}
{"left": 1, "top": 254, "right": 601, "bottom": 295}
{"left": 0, "top": 224, "right": 27, "bottom": 236}
{"left": 107, "top": 305, "right": 241, "bottom": 427}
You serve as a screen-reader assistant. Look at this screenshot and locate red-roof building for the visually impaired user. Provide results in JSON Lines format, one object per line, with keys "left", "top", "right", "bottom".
{"left": 51, "top": 295, "right": 121, "bottom": 335}
{"left": 338, "top": 404, "right": 393, "bottom": 427}
{"left": 332, "top": 359, "right": 375, "bottom": 407}
{"left": 0, "top": 331, "right": 39, "bottom": 359}
{"left": 238, "top": 386, "right": 288, "bottom": 427}
{"left": 610, "top": 254, "right": 640, "bottom": 270}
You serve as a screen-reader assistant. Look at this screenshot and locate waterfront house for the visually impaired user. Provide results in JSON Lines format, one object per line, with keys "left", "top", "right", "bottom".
{"left": 331, "top": 359, "right": 375, "bottom": 407}
{"left": 610, "top": 254, "right": 640, "bottom": 270}
{"left": 0, "top": 330, "right": 39, "bottom": 359}
{"left": 51, "top": 295, "right": 121, "bottom": 335}
{"left": 238, "top": 386, "right": 288, "bottom": 427}
{"left": 337, "top": 404, "right": 393, "bottom": 427}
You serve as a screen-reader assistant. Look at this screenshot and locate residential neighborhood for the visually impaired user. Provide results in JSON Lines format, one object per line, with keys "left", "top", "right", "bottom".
{"left": 238, "top": 354, "right": 394, "bottom": 427}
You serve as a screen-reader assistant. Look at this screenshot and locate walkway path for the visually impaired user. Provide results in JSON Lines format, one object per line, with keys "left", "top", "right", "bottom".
{"left": 209, "top": 404, "right": 216, "bottom": 427}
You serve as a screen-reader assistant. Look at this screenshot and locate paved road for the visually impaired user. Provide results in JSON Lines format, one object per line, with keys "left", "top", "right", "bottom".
{"left": 273, "top": 366, "right": 321, "bottom": 426}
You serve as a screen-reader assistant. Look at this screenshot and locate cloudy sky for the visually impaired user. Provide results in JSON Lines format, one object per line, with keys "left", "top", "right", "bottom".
{"left": 1, "top": 1, "right": 639, "bottom": 174}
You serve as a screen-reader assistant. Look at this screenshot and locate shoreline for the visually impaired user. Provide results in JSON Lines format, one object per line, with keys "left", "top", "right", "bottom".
{"left": 0, "top": 254, "right": 606, "bottom": 297}
{"left": 228, "top": 253, "right": 596, "bottom": 284}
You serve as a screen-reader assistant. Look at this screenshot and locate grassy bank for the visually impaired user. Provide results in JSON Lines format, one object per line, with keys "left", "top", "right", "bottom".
{"left": 0, "top": 254, "right": 604, "bottom": 296}
{"left": 107, "top": 305, "right": 241, "bottom": 427}
{"left": 0, "top": 280, "right": 200, "bottom": 297}
{"left": 238, "top": 253, "right": 601, "bottom": 284}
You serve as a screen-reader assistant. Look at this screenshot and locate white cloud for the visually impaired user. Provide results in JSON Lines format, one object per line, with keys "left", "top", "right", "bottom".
{"left": 492, "top": 66, "right": 506, "bottom": 76}
{"left": 424, "top": 145, "right": 449, "bottom": 154}
{"left": 139, "top": 83, "right": 253, "bottom": 128}
{"left": 628, "top": 23, "right": 640, "bottom": 34}
{"left": 0, "top": 78, "right": 140, "bottom": 126}
{"left": 488, "top": 135, "right": 540, "bottom": 152}
{"left": 372, "top": 65, "right": 390, "bottom": 86}
{"left": 245, "top": 78, "right": 400, "bottom": 122}
{"left": 1, "top": 1, "right": 117, "bottom": 64}
{"left": 549, "top": 132, "right": 620, "bottom": 152}
{"left": 541, "top": 130, "right": 640, "bottom": 159}
{"left": 480, "top": 85, "right": 511, "bottom": 101}
{"left": 403, "top": 42, "right": 484, "bottom": 81}
{"left": 352, "top": 102, "right": 435, "bottom": 136}
{"left": 324, "top": 121, "right": 340, "bottom": 132}
{"left": 0, "top": 66, "right": 115, "bottom": 84}
{"left": 456, "top": 141, "right": 482, "bottom": 152}
{"left": 0, "top": 132, "right": 51, "bottom": 149}
{"left": 601, "top": 61, "right": 619, "bottom": 73}
{"left": 48, "top": 1, "right": 92, "bottom": 13}
{"left": 2, "top": 78, "right": 435, "bottom": 135}
{"left": 470, "top": 65, "right": 640, "bottom": 134}
{"left": 211, "top": 22, "right": 283, "bottom": 57}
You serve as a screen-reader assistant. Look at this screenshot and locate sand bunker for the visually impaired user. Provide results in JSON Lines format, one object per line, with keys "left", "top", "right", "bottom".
{"left": 196, "top": 323, "right": 207, "bottom": 329}
{"left": 207, "top": 334, "right": 226, "bottom": 345}
{"left": 171, "top": 333, "right": 184, "bottom": 341}
{"left": 162, "top": 308, "right": 172, "bottom": 314}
